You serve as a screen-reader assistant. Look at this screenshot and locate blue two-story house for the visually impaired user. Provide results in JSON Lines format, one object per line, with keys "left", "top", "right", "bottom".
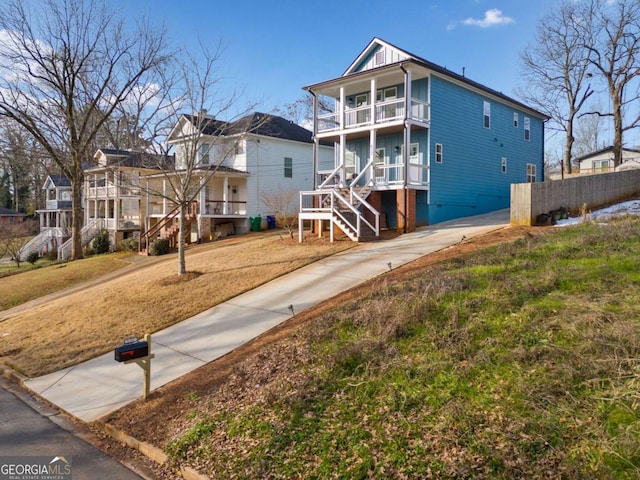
{"left": 299, "top": 38, "right": 546, "bottom": 241}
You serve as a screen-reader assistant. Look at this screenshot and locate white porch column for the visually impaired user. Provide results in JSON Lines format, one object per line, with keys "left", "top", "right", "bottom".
{"left": 339, "top": 86, "right": 345, "bottom": 132}
{"left": 199, "top": 176, "right": 206, "bottom": 214}
{"left": 340, "top": 134, "right": 346, "bottom": 184}
{"left": 370, "top": 78, "right": 377, "bottom": 124}
{"left": 223, "top": 177, "right": 229, "bottom": 214}
{"left": 370, "top": 129, "right": 377, "bottom": 184}
{"left": 162, "top": 179, "right": 167, "bottom": 215}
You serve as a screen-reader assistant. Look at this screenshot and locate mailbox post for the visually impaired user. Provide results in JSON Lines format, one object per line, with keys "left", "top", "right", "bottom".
{"left": 114, "top": 333, "right": 155, "bottom": 400}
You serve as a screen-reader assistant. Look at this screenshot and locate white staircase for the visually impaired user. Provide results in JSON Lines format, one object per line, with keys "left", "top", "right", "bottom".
{"left": 58, "top": 219, "right": 101, "bottom": 261}
{"left": 19, "top": 229, "right": 64, "bottom": 261}
{"left": 299, "top": 177, "right": 379, "bottom": 242}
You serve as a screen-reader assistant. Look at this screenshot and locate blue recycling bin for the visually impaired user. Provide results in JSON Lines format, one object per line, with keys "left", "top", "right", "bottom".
{"left": 266, "top": 215, "right": 276, "bottom": 229}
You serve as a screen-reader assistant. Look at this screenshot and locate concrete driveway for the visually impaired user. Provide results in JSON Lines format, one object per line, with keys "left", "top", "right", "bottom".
{"left": 24, "top": 209, "right": 510, "bottom": 422}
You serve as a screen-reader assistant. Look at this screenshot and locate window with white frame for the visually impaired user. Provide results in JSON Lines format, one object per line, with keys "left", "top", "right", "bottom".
{"left": 501, "top": 157, "right": 507, "bottom": 173}
{"left": 483, "top": 101, "right": 491, "bottom": 129}
{"left": 524, "top": 117, "right": 531, "bottom": 141}
{"left": 513, "top": 112, "right": 519, "bottom": 128}
{"left": 375, "top": 147, "right": 385, "bottom": 180}
{"left": 284, "top": 157, "right": 293, "bottom": 178}
{"left": 527, "top": 163, "right": 536, "bottom": 183}
{"left": 435, "top": 143, "right": 443, "bottom": 163}
{"left": 409, "top": 143, "right": 419, "bottom": 161}
{"left": 199, "top": 143, "right": 210, "bottom": 164}
{"left": 593, "top": 159, "right": 611, "bottom": 171}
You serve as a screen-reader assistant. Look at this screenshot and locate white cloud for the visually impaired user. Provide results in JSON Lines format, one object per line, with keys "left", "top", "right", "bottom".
{"left": 462, "top": 9, "right": 515, "bottom": 28}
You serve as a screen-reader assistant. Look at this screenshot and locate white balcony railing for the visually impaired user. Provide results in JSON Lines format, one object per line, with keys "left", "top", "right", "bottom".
{"left": 317, "top": 97, "right": 430, "bottom": 133}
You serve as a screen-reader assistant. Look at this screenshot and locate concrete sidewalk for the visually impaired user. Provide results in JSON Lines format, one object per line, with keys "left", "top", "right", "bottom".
{"left": 24, "top": 209, "right": 510, "bottom": 422}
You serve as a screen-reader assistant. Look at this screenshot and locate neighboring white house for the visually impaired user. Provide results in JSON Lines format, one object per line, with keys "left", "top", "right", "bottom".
{"left": 21, "top": 112, "right": 334, "bottom": 259}
{"left": 577, "top": 146, "right": 640, "bottom": 174}
{"left": 141, "top": 112, "right": 334, "bottom": 249}
{"left": 20, "top": 174, "right": 74, "bottom": 260}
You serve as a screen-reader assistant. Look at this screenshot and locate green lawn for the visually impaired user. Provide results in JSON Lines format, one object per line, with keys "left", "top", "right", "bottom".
{"left": 164, "top": 216, "right": 640, "bottom": 479}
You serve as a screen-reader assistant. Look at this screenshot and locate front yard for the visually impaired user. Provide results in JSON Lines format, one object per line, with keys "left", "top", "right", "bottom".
{"left": 0, "top": 232, "right": 353, "bottom": 377}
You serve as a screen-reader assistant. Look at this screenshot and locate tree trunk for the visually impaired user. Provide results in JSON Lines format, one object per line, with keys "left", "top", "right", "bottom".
{"left": 564, "top": 116, "right": 574, "bottom": 175}
{"left": 612, "top": 94, "right": 624, "bottom": 167}
{"left": 71, "top": 161, "right": 84, "bottom": 260}
{"left": 178, "top": 202, "right": 186, "bottom": 275}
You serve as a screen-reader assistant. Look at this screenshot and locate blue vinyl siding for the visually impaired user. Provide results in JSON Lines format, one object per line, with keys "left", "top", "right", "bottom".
{"left": 428, "top": 75, "right": 544, "bottom": 224}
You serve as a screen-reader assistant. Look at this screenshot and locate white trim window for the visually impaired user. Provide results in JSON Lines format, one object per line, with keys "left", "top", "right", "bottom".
{"left": 501, "top": 157, "right": 507, "bottom": 173}
{"left": 435, "top": 143, "right": 443, "bottom": 163}
{"left": 375, "top": 147, "right": 385, "bottom": 181}
{"left": 513, "top": 112, "right": 519, "bottom": 128}
{"left": 483, "top": 101, "right": 491, "bottom": 129}
{"left": 284, "top": 157, "right": 293, "bottom": 178}
{"left": 524, "top": 117, "right": 531, "bottom": 141}
{"left": 409, "top": 143, "right": 419, "bottom": 162}
{"left": 527, "top": 163, "right": 536, "bottom": 183}
{"left": 199, "top": 143, "right": 210, "bottom": 164}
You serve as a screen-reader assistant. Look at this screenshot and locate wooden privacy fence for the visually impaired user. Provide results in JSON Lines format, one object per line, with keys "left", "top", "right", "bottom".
{"left": 511, "top": 169, "right": 640, "bottom": 226}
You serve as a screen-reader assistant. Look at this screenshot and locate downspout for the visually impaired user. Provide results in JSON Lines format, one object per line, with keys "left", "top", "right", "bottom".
{"left": 309, "top": 89, "right": 318, "bottom": 191}
{"left": 400, "top": 63, "right": 410, "bottom": 233}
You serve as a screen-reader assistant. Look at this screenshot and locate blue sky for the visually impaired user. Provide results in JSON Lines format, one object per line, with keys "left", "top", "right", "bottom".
{"left": 123, "top": 0, "right": 558, "bottom": 113}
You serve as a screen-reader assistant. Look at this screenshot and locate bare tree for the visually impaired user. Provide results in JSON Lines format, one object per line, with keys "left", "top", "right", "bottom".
{"left": 143, "top": 42, "right": 262, "bottom": 275}
{"left": 574, "top": 103, "right": 607, "bottom": 159}
{"left": 0, "top": 0, "right": 170, "bottom": 260}
{"left": 520, "top": 0, "right": 594, "bottom": 176}
{"left": 278, "top": 92, "right": 334, "bottom": 129}
{"left": 580, "top": 0, "right": 640, "bottom": 167}
{"left": 0, "top": 221, "right": 37, "bottom": 267}
{"left": 0, "top": 120, "right": 46, "bottom": 214}
{"left": 261, "top": 185, "right": 298, "bottom": 239}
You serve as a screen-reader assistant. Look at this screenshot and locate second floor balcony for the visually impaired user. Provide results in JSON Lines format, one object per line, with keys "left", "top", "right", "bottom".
{"left": 318, "top": 97, "right": 429, "bottom": 134}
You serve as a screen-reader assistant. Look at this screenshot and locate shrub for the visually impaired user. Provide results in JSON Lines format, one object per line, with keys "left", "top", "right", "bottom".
{"left": 26, "top": 251, "right": 39, "bottom": 265}
{"left": 149, "top": 238, "right": 170, "bottom": 256}
{"left": 92, "top": 230, "right": 111, "bottom": 254}
{"left": 119, "top": 237, "right": 139, "bottom": 252}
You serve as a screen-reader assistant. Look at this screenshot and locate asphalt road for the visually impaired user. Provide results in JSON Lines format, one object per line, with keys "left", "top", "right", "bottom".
{"left": 0, "top": 377, "right": 144, "bottom": 480}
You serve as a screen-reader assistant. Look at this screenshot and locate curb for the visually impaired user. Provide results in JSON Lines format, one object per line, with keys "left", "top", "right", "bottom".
{"left": 95, "top": 422, "right": 210, "bottom": 480}
{"left": 1, "top": 364, "right": 209, "bottom": 480}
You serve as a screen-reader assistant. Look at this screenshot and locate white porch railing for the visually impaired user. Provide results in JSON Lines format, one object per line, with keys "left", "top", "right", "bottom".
{"left": 19, "top": 229, "right": 68, "bottom": 261}
{"left": 58, "top": 219, "right": 101, "bottom": 261}
{"left": 317, "top": 97, "right": 430, "bottom": 133}
{"left": 299, "top": 189, "right": 379, "bottom": 242}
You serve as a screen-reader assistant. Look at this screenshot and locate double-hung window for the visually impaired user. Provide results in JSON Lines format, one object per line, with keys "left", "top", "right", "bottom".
{"left": 527, "top": 163, "right": 536, "bottom": 183}
{"left": 483, "top": 101, "right": 491, "bottom": 129}
{"left": 435, "top": 143, "right": 443, "bottom": 163}
{"left": 524, "top": 117, "right": 531, "bottom": 141}
{"left": 284, "top": 157, "right": 293, "bottom": 178}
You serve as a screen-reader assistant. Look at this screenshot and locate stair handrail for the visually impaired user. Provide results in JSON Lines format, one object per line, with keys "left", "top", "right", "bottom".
{"left": 319, "top": 163, "right": 343, "bottom": 189}
{"left": 348, "top": 158, "right": 375, "bottom": 202}
{"left": 331, "top": 189, "right": 378, "bottom": 239}
{"left": 58, "top": 219, "right": 100, "bottom": 261}
{"left": 138, "top": 201, "right": 198, "bottom": 253}
{"left": 19, "top": 229, "right": 54, "bottom": 260}
{"left": 139, "top": 203, "right": 180, "bottom": 253}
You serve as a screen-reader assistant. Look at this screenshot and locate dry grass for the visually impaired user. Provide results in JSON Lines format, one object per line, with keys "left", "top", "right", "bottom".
{"left": 0, "top": 255, "right": 130, "bottom": 310}
{"left": 0, "top": 233, "right": 353, "bottom": 377}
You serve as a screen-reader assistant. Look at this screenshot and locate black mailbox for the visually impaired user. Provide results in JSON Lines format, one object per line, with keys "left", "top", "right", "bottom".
{"left": 114, "top": 340, "right": 149, "bottom": 362}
